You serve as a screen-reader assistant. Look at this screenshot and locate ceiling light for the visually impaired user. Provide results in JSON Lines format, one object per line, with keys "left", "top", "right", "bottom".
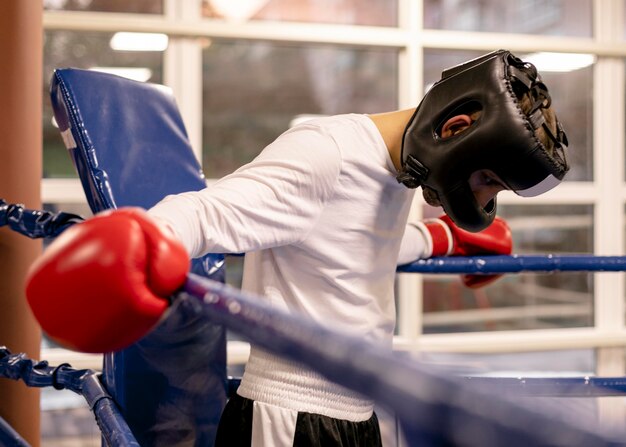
{"left": 522, "top": 52, "right": 596, "bottom": 72}
{"left": 110, "top": 32, "right": 168, "bottom": 52}
{"left": 208, "top": 0, "right": 269, "bottom": 22}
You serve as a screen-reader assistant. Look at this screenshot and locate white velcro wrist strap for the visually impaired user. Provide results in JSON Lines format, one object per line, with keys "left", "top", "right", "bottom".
{"left": 423, "top": 218, "right": 454, "bottom": 256}
{"left": 409, "top": 221, "right": 434, "bottom": 258}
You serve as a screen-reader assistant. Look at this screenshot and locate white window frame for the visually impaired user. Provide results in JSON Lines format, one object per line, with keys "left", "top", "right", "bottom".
{"left": 41, "top": 0, "right": 626, "bottom": 384}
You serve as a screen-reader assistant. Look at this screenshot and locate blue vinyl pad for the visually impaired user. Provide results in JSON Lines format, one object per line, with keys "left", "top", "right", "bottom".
{"left": 50, "top": 68, "right": 226, "bottom": 446}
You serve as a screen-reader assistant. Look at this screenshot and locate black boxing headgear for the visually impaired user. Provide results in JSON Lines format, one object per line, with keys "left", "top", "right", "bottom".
{"left": 397, "top": 49, "right": 569, "bottom": 232}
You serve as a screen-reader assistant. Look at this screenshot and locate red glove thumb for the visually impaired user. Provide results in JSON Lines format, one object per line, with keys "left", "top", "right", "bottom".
{"left": 25, "top": 208, "right": 189, "bottom": 353}
{"left": 420, "top": 214, "right": 512, "bottom": 288}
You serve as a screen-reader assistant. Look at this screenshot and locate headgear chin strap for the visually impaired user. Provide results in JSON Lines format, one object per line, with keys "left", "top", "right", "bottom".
{"left": 397, "top": 49, "right": 569, "bottom": 232}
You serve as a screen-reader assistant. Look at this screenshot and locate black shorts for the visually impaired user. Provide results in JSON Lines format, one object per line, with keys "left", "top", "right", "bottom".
{"left": 215, "top": 394, "right": 383, "bottom": 447}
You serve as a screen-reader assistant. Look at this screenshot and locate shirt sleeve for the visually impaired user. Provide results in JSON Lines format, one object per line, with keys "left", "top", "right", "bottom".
{"left": 396, "top": 223, "right": 430, "bottom": 265}
{"left": 148, "top": 124, "right": 342, "bottom": 258}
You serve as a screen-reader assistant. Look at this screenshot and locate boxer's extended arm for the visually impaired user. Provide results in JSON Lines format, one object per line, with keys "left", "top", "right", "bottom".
{"left": 25, "top": 208, "right": 189, "bottom": 353}
{"left": 149, "top": 125, "right": 342, "bottom": 258}
{"left": 25, "top": 125, "right": 341, "bottom": 353}
{"left": 399, "top": 214, "right": 512, "bottom": 288}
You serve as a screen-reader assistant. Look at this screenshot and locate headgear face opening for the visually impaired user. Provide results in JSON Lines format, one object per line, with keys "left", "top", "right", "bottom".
{"left": 397, "top": 49, "right": 569, "bottom": 232}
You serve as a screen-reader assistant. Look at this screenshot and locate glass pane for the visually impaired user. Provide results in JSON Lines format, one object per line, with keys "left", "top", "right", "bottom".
{"left": 42, "top": 202, "right": 93, "bottom": 252}
{"left": 44, "top": 0, "right": 163, "bottom": 14}
{"left": 623, "top": 205, "right": 626, "bottom": 323}
{"left": 43, "top": 31, "right": 164, "bottom": 178}
{"left": 422, "top": 204, "right": 594, "bottom": 334}
{"left": 43, "top": 202, "right": 92, "bottom": 219}
{"left": 202, "top": 40, "right": 398, "bottom": 178}
{"left": 201, "top": 0, "right": 398, "bottom": 26}
{"left": 545, "top": 59, "right": 593, "bottom": 182}
{"left": 424, "top": 0, "right": 592, "bottom": 37}
{"left": 423, "top": 49, "right": 593, "bottom": 182}
{"left": 42, "top": 388, "right": 101, "bottom": 446}
{"left": 622, "top": 58, "right": 626, "bottom": 181}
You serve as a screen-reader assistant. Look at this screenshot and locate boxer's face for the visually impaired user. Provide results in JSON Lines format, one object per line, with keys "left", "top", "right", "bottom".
{"left": 467, "top": 170, "right": 507, "bottom": 209}
{"left": 423, "top": 112, "right": 507, "bottom": 210}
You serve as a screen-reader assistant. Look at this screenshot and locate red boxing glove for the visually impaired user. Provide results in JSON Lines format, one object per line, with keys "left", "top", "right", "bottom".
{"left": 418, "top": 214, "right": 512, "bottom": 288}
{"left": 25, "top": 208, "right": 189, "bottom": 353}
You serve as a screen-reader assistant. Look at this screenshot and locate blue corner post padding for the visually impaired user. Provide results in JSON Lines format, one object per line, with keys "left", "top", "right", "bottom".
{"left": 50, "top": 68, "right": 226, "bottom": 446}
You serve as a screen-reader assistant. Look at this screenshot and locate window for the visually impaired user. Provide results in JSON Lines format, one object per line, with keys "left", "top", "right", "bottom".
{"left": 36, "top": 1, "right": 626, "bottom": 432}
{"left": 202, "top": 41, "right": 397, "bottom": 177}
{"left": 201, "top": 0, "right": 398, "bottom": 26}
{"left": 43, "top": 30, "right": 164, "bottom": 178}
{"left": 423, "top": 0, "right": 592, "bottom": 36}
{"left": 44, "top": 0, "right": 163, "bottom": 14}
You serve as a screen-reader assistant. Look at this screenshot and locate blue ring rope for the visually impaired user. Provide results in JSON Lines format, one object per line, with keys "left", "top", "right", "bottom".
{"left": 0, "top": 348, "right": 139, "bottom": 447}
{"left": 0, "top": 415, "right": 29, "bottom": 447}
{"left": 2, "top": 200, "right": 622, "bottom": 275}
{"left": 398, "top": 254, "right": 626, "bottom": 274}
{"left": 3, "top": 203, "right": 626, "bottom": 443}
{"left": 182, "top": 273, "right": 624, "bottom": 446}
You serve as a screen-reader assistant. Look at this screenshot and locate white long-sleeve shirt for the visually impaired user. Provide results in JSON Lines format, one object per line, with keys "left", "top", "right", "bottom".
{"left": 149, "top": 113, "right": 424, "bottom": 421}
